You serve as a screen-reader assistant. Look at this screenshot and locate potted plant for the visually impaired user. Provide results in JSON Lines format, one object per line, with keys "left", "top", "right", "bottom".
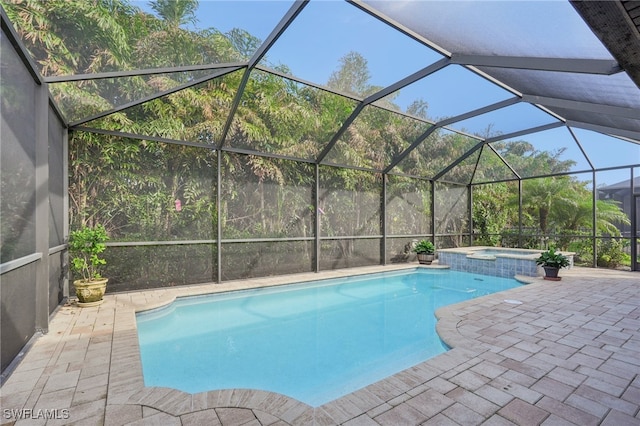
{"left": 412, "top": 240, "right": 435, "bottom": 265}
{"left": 68, "top": 224, "right": 109, "bottom": 306}
{"left": 536, "top": 247, "right": 569, "bottom": 281}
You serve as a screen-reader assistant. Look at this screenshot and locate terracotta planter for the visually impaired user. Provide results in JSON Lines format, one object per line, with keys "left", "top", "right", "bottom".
{"left": 73, "top": 278, "right": 108, "bottom": 307}
{"left": 417, "top": 253, "right": 435, "bottom": 265}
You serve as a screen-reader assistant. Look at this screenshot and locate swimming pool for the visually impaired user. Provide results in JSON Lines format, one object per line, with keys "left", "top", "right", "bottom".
{"left": 136, "top": 268, "right": 520, "bottom": 406}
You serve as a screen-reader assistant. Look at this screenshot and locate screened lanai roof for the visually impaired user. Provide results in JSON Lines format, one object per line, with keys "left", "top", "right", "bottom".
{"left": 3, "top": 0, "right": 640, "bottom": 184}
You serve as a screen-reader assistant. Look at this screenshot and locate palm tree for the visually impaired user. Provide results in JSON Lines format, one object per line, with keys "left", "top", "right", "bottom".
{"left": 521, "top": 177, "right": 577, "bottom": 236}
{"left": 543, "top": 177, "right": 630, "bottom": 237}
{"left": 594, "top": 199, "right": 631, "bottom": 235}
{"left": 149, "top": 0, "right": 199, "bottom": 28}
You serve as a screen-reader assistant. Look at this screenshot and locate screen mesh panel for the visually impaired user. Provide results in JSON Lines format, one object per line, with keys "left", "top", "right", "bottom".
{"left": 319, "top": 238, "right": 381, "bottom": 270}
{"left": 69, "top": 134, "right": 217, "bottom": 241}
{"left": 221, "top": 241, "right": 313, "bottom": 280}
{"left": 1, "top": 31, "right": 37, "bottom": 263}
{"left": 4, "top": 0, "right": 640, "bottom": 288}
{"left": 435, "top": 182, "right": 468, "bottom": 245}
{"left": 324, "top": 106, "right": 431, "bottom": 170}
{"left": 520, "top": 173, "right": 596, "bottom": 250}
{"left": 490, "top": 126, "right": 591, "bottom": 179}
{"left": 386, "top": 175, "right": 431, "bottom": 236}
{"left": 51, "top": 69, "right": 231, "bottom": 124}
{"left": 221, "top": 152, "right": 314, "bottom": 239}
{"left": 386, "top": 236, "right": 420, "bottom": 264}
{"left": 260, "top": 0, "right": 441, "bottom": 94}
{"left": 101, "top": 244, "right": 216, "bottom": 292}
{"left": 573, "top": 129, "right": 640, "bottom": 170}
{"left": 597, "top": 170, "right": 632, "bottom": 239}
{"left": 373, "top": 64, "right": 514, "bottom": 122}
{"left": 471, "top": 181, "right": 519, "bottom": 247}
{"left": 228, "top": 70, "right": 357, "bottom": 160}
{"left": 319, "top": 166, "right": 382, "bottom": 237}
{"left": 82, "top": 72, "right": 242, "bottom": 145}
{"left": 472, "top": 146, "right": 519, "bottom": 184}
{"left": 393, "top": 129, "right": 481, "bottom": 180}
{"left": 364, "top": 1, "right": 612, "bottom": 59}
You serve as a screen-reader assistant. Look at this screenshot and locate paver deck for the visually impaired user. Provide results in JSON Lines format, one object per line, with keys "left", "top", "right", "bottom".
{"left": 1, "top": 265, "right": 639, "bottom": 425}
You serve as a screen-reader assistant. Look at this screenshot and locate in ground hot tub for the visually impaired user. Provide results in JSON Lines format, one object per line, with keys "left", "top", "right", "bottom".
{"left": 437, "top": 246, "right": 574, "bottom": 278}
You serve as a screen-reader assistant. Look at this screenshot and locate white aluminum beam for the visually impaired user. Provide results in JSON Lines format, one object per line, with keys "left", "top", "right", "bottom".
{"left": 523, "top": 94, "right": 640, "bottom": 120}
{"left": 451, "top": 54, "right": 622, "bottom": 75}
{"left": 566, "top": 120, "right": 640, "bottom": 144}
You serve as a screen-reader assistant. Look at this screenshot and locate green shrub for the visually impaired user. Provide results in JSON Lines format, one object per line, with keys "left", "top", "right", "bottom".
{"left": 412, "top": 240, "right": 435, "bottom": 254}
{"left": 68, "top": 224, "right": 109, "bottom": 281}
{"left": 597, "top": 239, "right": 629, "bottom": 268}
{"left": 536, "top": 247, "right": 570, "bottom": 269}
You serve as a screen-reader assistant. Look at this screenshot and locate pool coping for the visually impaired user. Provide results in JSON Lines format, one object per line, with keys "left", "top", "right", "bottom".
{"left": 2, "top": 264, "right": 639, "bottom": 425}
{"left": 102, "top": 265, "right": 550, "bottom": 421}
{"left": 108, "top": 264, "right": 456, "bottom": 423}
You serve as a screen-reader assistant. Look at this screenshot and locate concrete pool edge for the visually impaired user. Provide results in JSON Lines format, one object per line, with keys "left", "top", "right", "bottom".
{"left": 107, "top": 264, "right": 529, "bottom": 421}
{"left": 3, "top": 265, "right": 639, "bottom": 424}
{"left": 133, "top": 265, "right": 472, "bottom": 407}
{"left": 105, "top": 264, "right": 444, "bottom": 423}
{"left": 434, "top": 278, "right": 546, "bottom": 350}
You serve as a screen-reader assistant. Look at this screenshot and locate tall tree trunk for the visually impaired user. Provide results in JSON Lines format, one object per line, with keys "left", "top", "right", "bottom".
{"left": 539, "top": 206, "right": 549, "bottom": 236}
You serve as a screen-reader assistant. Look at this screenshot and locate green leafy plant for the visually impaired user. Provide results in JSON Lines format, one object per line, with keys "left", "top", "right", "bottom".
{"left": 535, "top": 247, "right": 569, "bottom": 269}
{"left": 68, "top": 224, "right": 109, "bottom": 282}
{"left": 597, "top": 239, "right": 630, "bottom": 268}
{"left": 412, "top": 240, "right": 435, "bottom": 255}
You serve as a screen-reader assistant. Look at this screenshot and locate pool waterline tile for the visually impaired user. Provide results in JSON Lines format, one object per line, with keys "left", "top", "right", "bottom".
{"left": 438, "top": 246, "right": 575, "bottom": 279}
{"left": 135, "top": 267, "right": 515, "bottom": 407}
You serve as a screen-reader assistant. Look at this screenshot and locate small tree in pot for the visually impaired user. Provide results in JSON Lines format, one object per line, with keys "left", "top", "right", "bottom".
{"left": 68, "top": 224, "right": 109, "bottom": 306}
{"left": 536, "top": 247, "right": 569, "bottom": 281}
{"left": 412, "top": 240, "right": 435, "bottom": 265}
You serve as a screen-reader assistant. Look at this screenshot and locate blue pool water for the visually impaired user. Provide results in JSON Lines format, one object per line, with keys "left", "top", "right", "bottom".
{"left": 136, "top": 269, "right": 520, "bottom": 406}
{"left": 473, "top": 249, "right": 538, "bottom": 257}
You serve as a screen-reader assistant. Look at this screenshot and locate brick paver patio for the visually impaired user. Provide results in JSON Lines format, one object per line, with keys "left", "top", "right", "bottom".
{"left": 1, "top": 265, "right": 639, "bottom": 425}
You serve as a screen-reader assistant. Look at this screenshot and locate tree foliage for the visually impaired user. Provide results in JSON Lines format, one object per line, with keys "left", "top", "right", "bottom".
{"left": 3, "top": 0, "right": 631, "bottom": 284}
{"left": 150, "top": 0, "right": 198, "bottom": 28}
{"left": 327, "top": 51, "right": 376, "bottom": 97}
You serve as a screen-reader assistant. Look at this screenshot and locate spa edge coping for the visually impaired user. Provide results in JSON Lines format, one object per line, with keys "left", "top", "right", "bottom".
{"left": 438, "top": 246, "right": 576, "bottom": 260}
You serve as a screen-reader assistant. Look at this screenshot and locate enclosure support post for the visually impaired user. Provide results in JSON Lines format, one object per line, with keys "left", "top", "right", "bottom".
{"left": 217, "top": 149, "right": 222, "bottom": 283}
{"left": 381, "top": 174, "right": 387, "bottom": 265}
{"left": 63, "top": 122, "right": 69, "bottom": 298}
{"left": 34, "top": 83, "right": 49, "bottom": 333}
{"left": 518, "top": 180, "right": 523, "bottom": 248}
{"left": 430, "top": 180, "right": 436, "bottom": 245}
{"left": 468, "top": 185, "right": 473, "bottom": 246}
{"left": 592, "top": 171, "right": 598, "bottom": 268}
{"left": 631, "top": 168, "right": 638, "bottom": 271}
{"left": 315, "top": 163, "right": 320, "bottom": 273}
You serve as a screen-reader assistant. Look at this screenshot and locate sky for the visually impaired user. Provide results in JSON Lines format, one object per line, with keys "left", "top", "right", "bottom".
{"left": 133, "top": 0, "right": 639, "bottom": 186}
